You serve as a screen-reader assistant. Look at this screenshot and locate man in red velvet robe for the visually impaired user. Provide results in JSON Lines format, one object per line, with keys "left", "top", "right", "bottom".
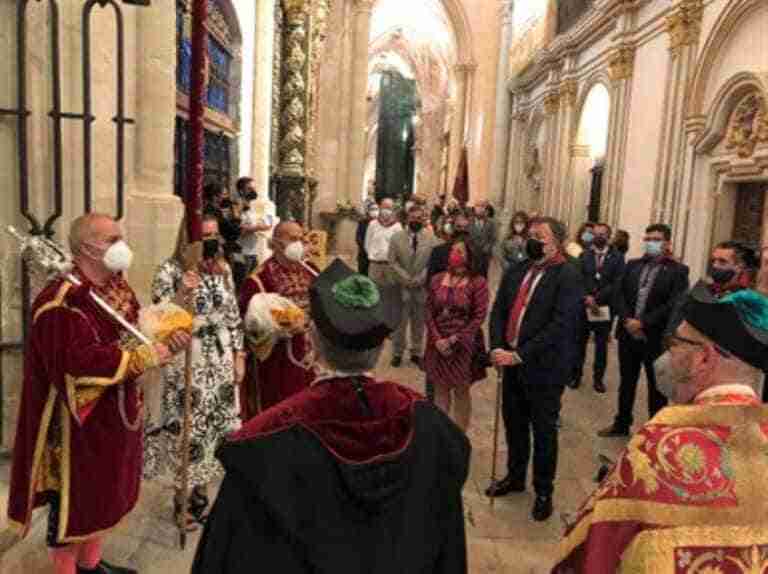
{"left": 238, "top": 221, "right": 317, "bottom": 418}
{"left": 554, "top": 286, "right": 768, "bottom": 573}
{"left": 193, "top": 259, "right": 470, "bottom": 574}
{"left": 8, "top": 214, "right": 189, "bottom": 574}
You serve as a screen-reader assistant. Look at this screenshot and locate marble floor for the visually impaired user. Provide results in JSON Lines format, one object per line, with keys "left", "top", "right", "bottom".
{"left": 0, "top": 266, "right": 651, "bottom": 573}
{"left": 0, "top": 341, "right": 649, "bottom": 574}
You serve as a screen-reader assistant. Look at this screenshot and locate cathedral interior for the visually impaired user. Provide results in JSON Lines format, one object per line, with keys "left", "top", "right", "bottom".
{"left": 1, "top": 0, "right": 768, "bottom": 571}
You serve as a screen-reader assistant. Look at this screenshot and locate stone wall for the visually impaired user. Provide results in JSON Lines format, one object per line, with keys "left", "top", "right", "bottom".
{"left": 0, "top": 1, "right": 179, "bottom": 449}
{"left": 504, "top": 0, "right": 768, "bottom": 280}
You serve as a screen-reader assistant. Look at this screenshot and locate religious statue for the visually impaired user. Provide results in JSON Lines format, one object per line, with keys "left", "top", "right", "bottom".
{"left": 525, "top": 145, "right": 544, "bottom": 194}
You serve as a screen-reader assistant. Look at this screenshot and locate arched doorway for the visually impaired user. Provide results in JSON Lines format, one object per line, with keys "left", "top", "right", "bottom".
{"left": 363, "top": 0, "right": 457, "bottom": 206}
{"left": 174, "top": 0, "right": 243, "bottom": 197}
{"left": 571, "top": 82, "right": 611, "bottom": 227}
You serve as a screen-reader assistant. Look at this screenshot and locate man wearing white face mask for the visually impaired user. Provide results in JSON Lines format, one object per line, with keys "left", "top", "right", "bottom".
{"left": 8, "top": 213, "right": 191, "bottom": 574}
{"left": 238, "top": 221, "right": 318, "bottom": 417}
{"left": 364, "top": 198, "right": 403, "bottom": 288}
{"left": 555, "top": 286, "right": 768, "bottom": 573}
{"left": 598, "top": 223, "right": 689, "bottom": 438}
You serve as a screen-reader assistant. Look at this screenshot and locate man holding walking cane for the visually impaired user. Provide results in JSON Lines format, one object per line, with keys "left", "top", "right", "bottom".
{"left": 485, "top": 216, "right": 583, "bottom": 521}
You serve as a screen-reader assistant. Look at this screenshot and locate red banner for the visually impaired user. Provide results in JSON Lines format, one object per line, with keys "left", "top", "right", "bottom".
{"left": 452, "top": 147, "right": 470, "bottom": 204}
{"left": 184, "top": 0, "right": 208, "bottom": 245}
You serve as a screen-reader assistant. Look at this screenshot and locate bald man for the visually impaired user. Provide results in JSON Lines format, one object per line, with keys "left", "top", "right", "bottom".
{"left": 8, "top": 214, "right": 190, "bottom": 574}
{"left": 238, "top": 221, "right": 318, "bottom": 418}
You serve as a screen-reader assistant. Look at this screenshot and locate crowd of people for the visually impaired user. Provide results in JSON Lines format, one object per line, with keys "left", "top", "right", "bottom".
{"left": 6, "top": 183, "right": 768, "bottom": 573}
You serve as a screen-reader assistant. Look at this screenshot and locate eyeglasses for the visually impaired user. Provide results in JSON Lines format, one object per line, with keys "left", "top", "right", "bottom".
{"left": 663, "top": 334, "right": 732, "bottom": 358}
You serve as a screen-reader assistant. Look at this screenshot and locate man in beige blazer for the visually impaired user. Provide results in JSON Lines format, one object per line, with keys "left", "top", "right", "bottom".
{"left": 388, "top": 204, "right": 438, "bottom": 369}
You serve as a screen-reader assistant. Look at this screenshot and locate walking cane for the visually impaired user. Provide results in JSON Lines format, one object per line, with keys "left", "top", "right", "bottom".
{"left": 489, "top": 366, "right": 503, "bottom": 508}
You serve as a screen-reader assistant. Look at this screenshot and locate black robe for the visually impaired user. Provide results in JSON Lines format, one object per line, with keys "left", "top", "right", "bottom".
{"left": 192, "top": 377, "right": 470, "bottom": 574}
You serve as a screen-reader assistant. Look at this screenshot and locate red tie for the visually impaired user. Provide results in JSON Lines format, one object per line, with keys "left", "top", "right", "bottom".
{"left": 505, "top": 253, "right": 566, "bottom": 347}
{"left": 505, "top": 268, "right": 541, "bottom": 347}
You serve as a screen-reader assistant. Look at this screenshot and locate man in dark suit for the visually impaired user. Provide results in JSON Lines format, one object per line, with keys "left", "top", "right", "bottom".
{"left": 485, "top": 216, "right": 583, "bottom": 521}
{"left": 356, "top": 204, "right": 378, "bottom": 275}
{"left": 469, "top": 200, "right": 497, "bottom": 278}
{"left": 573, "top": 223, "right": 625, "bottom": 393}
{"left": 598, "top": 223, "right": 690, "bottom": 437}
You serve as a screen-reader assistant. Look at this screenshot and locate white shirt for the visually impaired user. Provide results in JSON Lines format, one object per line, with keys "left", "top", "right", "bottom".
{"left": 365, "top": 219, "right": 403, "bottom": 262}
{"left": 240, "top": 198, "right": 278, "bottom": 259}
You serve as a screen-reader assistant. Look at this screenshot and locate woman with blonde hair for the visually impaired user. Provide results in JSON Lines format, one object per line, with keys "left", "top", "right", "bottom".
{"left": 143, "top": 213, "right": 245, "bottom": 531}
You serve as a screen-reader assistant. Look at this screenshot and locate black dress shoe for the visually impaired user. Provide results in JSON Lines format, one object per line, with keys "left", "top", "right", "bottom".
{"left": 77, "top": 561, "right": 137, "bottom": 574}
{"left": 597, "top": 424, "right": 629, "bottom": 438}
{"left": 485, "top": 476, "right": 525, "bottom": 497}
{"left": 410, "top": 355, "right": 422, "bottom": 368}
{"left": 593, "top": 380, "right": 607, "bottom": 394}
{"left": 532, "top": 495, "right": 553, "bottom": 521}
{"left": 391, "top": 356, "right": 402, "bottom": 367}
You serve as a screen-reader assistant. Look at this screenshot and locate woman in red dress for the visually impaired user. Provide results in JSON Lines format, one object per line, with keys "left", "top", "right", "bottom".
{"left": 424, "top": 241, "right": 489, "bottom": 431}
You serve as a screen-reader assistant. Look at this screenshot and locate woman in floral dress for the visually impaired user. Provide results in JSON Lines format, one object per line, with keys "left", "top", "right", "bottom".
{"left": 144, "top": 215, "right": 245, "bottom": 530}
{"left": 424, "top": 241, "right": 489, "bottom": 432}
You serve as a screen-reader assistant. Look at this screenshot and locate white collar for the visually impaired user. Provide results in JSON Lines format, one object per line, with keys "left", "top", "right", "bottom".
{"left": 695, "top": 384, "right": 757, "bottom": 401}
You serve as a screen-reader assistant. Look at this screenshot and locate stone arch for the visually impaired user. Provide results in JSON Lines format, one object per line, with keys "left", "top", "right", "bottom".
{"left": 371, "top": 0, "right": 475, "bottom": 66}
{"left": 571, "top": 73, "right": 612, "bottom": 147}
{"left": 687, "top": 0, "right": 765, "bottom": 118}
{"left": 695, "top": 71, "right": 768, "bottom": 154}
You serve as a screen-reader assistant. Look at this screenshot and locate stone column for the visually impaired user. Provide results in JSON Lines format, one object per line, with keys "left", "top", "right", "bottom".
{"left": 661, "top": 0, "right": 704, "bottom": 246}
{"left": 345, "top": 0, "right": 374, "bottom": 203}
{"left": 250, "top": 0, "right": 276, "bottom": 196}
{"left": 275, "top": 0, "right": 311, "bottom": 222}
{"left": 489, "top": 0, "right": 515, "bottom": 211}
{"left": 603, "top": 43, "right": 635, "bottom": 226}
{"left": 449, "top": 62, "right": 476, "bottom": 191}
{"left": 504, "top": 107, "right": 527, "bottom": 213}
{"left": 568, "top": 144, "right": 593, "bottom": 230}
{"left": 558, "top": 78, "right": 579, "bottom": 224}
{"left": 542, "top": 90, "right": 560, "bottom": 215}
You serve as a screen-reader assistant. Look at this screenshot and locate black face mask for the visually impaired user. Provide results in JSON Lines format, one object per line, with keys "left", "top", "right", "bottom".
{"left": 709, "top": 265, "right": 737, "bottom": 286}
{"left": 593, "top": 236, "right": 608, "bottom": 249}
{"left": 409, "top": 221, "right": 423, "bottom": 233}
{"left": 526, "top": 238, "right": 545, "bottom": 261}
{"left": 203, "top": 238, "right": 221, "bottom": 260}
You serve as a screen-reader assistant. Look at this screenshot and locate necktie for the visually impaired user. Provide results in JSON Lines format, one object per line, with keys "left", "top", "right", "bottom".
{"left": 505, "top": 268, "right": 542, "bottom": 346}
{"left": 412, "top": 232, "right": 418, "bottom": 252}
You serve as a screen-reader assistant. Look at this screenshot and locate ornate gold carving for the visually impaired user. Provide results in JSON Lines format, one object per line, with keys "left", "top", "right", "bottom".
{"left": 352, "top": 0, "right": 375, "bottom": 14}
{"left": 560, "top": 79, "right": 578, "bottom": 108}
{"left": 608, "top": 44, "right": 635, "bottom": 82}
{"left": 725, "top": 92, "right": 768, "bottom": 158}
{"left": 283, "top": 0, "right": 309, "bottom": 23}
{"left": 666, "top": 0, "right": 704, "bottom": 56}
{"left": 543, "top": 92, "right": 560, "bottom": 115}
{"left": 279, "top": 9, "right": 309, "bottom": 177}
{"left": 207, "top": 1, "right": 233, "bottom": 46}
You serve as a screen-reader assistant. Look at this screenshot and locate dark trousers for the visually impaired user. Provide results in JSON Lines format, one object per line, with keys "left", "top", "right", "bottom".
{"left": 502, "top": 367, "right": 564, "bottom": 497}
{"left": 357, "top": 250, "right": 369, "bottom": 276}
{"left": 575, "top": 319, "right": 612, "bottom": 385}
{"left": 614, "top": 334, "right": 668, "bottom": 430}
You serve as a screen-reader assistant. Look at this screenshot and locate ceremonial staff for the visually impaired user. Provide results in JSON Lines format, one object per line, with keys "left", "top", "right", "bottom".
{"left": 489, "top": 367, "right": 503, "bottom": 509}
{"left": 178, "top": 0, "right": 207, "bottom": 550}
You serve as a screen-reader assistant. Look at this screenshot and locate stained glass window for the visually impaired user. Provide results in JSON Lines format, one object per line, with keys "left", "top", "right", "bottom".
{"left": 176, "top": 0, "right": 233, "bottom": 114}
{"left": 206, "top": 36, "right": 231, "bottom": 113}
{"left": 174, "top": 117, "right": 232, "bottom": 197}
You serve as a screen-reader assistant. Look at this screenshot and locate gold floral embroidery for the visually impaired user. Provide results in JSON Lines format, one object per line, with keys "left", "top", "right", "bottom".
{"left": 677, "top": 444, "right": 706, "bottom": 480}
{"left": 627, "top": 434, "right": 659, "bottom": 494}
{"left": 126, "top": 344, "right": 160, "bottom": 379}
